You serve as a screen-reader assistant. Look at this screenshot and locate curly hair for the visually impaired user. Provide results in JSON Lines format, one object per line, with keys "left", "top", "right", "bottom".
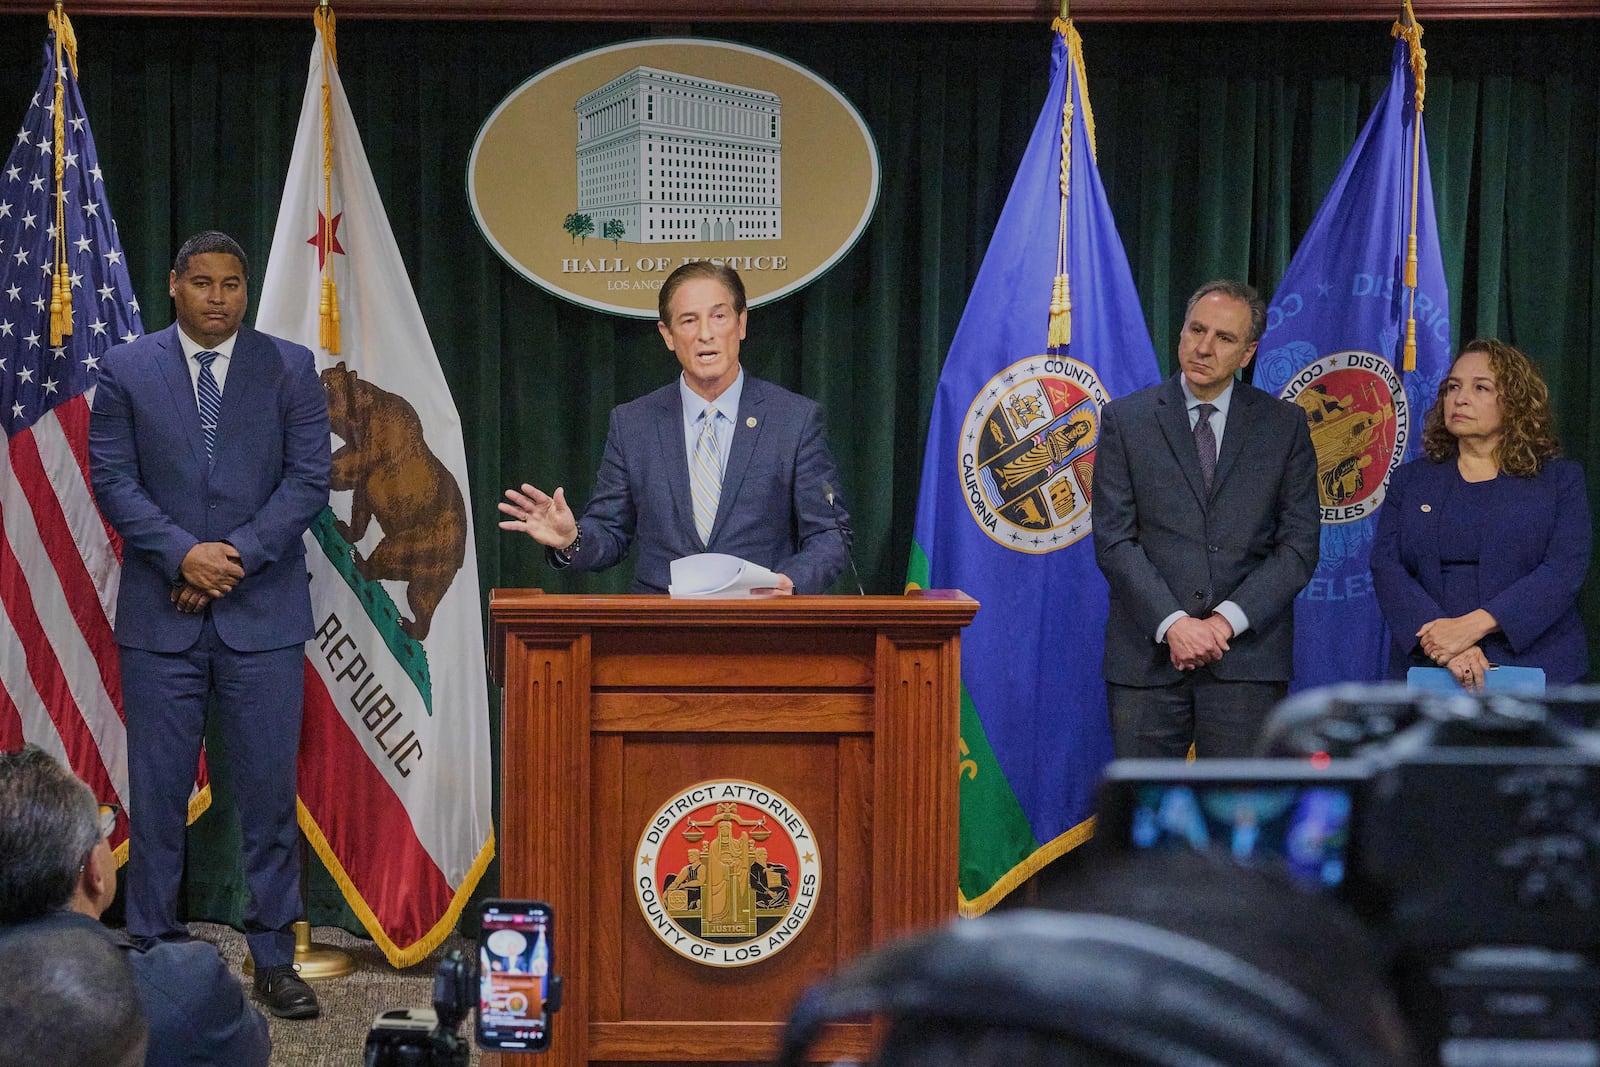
{"left": 1420, "top": 339, "right": 1559, "bottom": 477}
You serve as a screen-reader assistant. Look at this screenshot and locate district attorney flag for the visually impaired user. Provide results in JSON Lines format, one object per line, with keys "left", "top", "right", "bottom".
{"left": 907, "top": 19, "right": 1160, "bottom": 914}
{"left": 256, "top": 12, "right": 493, "bottom": 967}
{"left": 1252, "top": 12, "right": 1450, "bottom": 691}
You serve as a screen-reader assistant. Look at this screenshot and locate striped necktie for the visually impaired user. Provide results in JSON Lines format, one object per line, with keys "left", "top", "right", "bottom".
{"left": 196, "top": 351, "right": 222, "bottom": 461}
{"left": 690, "top": 406, "right": 722, "bottom": 546}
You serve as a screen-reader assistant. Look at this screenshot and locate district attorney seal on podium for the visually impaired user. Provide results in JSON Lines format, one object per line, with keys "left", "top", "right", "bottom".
{"left": 635, "top": 780, "right": 821, "bottom": 968}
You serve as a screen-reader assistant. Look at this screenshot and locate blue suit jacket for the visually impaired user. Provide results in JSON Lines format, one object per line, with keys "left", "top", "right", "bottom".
{"left": 14, "top": 910, "right": 271, "bottom": 1067}
{"left": 89, "top": 323, "right": 331, "bottom": 653}
{"left": 563, "top": 375, "right": 849, "bottom": 594}
{"left": 1371, "top": 455, "right": 1591, "bottom": 684}
{"left": 1092, "top": 375, "right": 1322, "bottom": 685}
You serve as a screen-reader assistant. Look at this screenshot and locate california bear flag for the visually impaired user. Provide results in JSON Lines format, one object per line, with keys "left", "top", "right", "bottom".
{"left": 255, "top": 12, "right": 494, "bottom": 967}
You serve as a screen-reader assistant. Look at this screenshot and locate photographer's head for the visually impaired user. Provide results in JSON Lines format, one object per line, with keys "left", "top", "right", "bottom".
{"left": 0, "top": 922, "right": 147, "bottom": 1067}
{"left": 777, "top": 850, "right": 1414, "bottom": 1067}
{"left": 0, "top": 746, "right": 116, "bottom": 924}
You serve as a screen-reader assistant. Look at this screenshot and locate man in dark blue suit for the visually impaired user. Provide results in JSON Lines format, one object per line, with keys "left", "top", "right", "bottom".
{"left": 0, "top": 745, "right": 270, "bottom": 1066}
{"left": 88, "top": 231, "right": 330, "bottom": 1019}
{"left": 500, "top": 262, "right": 848, "bottom": 594}
{"left": 1092, "top": 281, "right": 1320, "bottom": 757}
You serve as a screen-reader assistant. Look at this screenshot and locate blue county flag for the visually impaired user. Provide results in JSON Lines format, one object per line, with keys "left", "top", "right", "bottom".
{"left": 256, "top": 10, "right": 493, "bottom": 967}
{"left": 0, "top": 16, "right": 172, "bottom": 862}
{"left": 1252, "top": 13, "right": 1450, "bottom": 691}
{"left": 906, "top": 18, "right": 1160, "bottom": 914}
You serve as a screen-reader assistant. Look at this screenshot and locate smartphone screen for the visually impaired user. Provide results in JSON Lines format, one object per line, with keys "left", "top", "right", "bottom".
{"left": 476, "top": 899, "right": 552, "bottom": 1051}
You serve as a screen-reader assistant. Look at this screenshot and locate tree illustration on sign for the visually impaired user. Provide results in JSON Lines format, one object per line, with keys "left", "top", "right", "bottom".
{"left": 603, "top": 219, "right": 626, "bottom": 246}
{"left": 562, "top": 212, "right": 594, "bottom": 244}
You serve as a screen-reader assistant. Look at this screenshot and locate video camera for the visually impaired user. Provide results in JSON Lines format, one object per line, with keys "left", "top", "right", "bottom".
{"left": 1097, "top": 684, "right": 1600, "bottom": 1066}
{"left": 365, "top": 900, "right": 564, "bottom": 1066}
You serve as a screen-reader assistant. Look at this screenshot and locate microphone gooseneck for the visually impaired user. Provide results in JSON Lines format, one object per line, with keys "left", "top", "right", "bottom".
{"left": 823, "top": 482, "right": 866, "bottom": 596}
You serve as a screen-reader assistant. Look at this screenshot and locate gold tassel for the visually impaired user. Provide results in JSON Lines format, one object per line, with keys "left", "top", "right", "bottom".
{"left": 316, "top": 4, "right": 341, "bottom": 355}
{"left": 1048, "top": 276, "right": 1072, "bottom": 348}
{"left": 47, "top": 7, "right": 76, "bottom": 346}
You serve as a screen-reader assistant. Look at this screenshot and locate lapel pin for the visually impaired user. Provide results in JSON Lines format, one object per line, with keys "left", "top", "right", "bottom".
{"left": 1420, "top": 504, "right": 1432, "bottom": 512}
{"left": 746, "top": 416, "right": 757, "bottom": 428}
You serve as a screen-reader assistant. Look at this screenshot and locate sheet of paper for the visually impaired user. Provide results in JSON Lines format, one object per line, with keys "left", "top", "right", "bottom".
{"left": 668, "top": 553, "right": 782, "bottom": 598}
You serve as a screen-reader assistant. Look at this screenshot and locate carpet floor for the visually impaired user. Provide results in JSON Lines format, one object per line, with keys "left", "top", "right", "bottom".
{"left": 191, "top": 922, "right": 482, "bottom": 1067}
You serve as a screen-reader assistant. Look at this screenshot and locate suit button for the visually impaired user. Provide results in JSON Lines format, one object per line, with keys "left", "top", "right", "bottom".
{"left": 1192, "top": 591, "right": 1204, "bottom": 600}
{"left": 1208, "top": 544, "right": 1219, "bottom": 553}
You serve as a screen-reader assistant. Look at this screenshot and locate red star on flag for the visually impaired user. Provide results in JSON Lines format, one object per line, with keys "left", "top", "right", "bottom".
{"left": 306, "top": 210, "right": 345, "bottom": 269}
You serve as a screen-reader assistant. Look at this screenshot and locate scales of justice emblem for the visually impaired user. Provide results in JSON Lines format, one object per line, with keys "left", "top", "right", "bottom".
{"left": 635, "top": 782, "right": 821, "bottom": 968}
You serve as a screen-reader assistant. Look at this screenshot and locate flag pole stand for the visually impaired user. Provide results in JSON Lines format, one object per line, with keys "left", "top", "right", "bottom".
{"left": 242, "top": 835, "right": 356, "bottom": 979}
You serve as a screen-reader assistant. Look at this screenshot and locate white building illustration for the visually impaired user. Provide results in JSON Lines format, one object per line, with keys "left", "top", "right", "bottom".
{"left": 574, "top": 66, "right": 782, "bottom": 244}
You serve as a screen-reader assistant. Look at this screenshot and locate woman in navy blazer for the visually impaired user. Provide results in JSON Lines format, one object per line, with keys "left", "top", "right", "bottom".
{"left": 1372, "top": 340, "right": 1590, "bottom": 688}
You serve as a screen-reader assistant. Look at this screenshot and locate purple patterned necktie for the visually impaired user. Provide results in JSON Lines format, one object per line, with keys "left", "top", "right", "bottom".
{"left": 1194, "top": 402, "right": 1217, "bottom": 490}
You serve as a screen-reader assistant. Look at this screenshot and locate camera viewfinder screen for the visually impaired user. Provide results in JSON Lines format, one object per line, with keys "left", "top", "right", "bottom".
{"left": 479, "top": 905, "right": 550, "bottom": 1046}
{"left": 1129, "top": 783, "right": 1353, "bottom": 892}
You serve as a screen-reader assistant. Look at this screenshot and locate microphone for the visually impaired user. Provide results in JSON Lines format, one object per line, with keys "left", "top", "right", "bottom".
{"left": 823, "top": 482, "right": 866, "bottom": 596}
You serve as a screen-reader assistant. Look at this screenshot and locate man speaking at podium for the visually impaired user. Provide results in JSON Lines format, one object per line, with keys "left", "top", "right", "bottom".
{"left": 500, "top": 262, "right": 849, "bottom": 594}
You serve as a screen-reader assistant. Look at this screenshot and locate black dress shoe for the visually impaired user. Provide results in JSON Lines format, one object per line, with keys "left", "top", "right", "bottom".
{"left": 254, "top": 963, "right": 321, "bottom": 1019}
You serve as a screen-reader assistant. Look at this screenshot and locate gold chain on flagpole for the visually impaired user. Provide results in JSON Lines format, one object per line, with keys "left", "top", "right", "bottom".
{"left": 1392, "top": 0, "right": 1427, "bottom": 371}
{"left": 48, "top": 5, "right": 78, "bottom": 346}
{"left": 316, "top": 1, "right": 342, "bottom": 354}
{"left": 1048, "top": 15, "right": 1097, "bottom": 351}
{"left": 1047, "top": 16, "right": 1073, "bottom": 349}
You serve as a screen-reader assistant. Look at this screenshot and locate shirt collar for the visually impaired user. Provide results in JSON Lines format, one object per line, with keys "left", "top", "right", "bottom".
{"left": 176, "top": 327, "right": 239, "bottom": 361}
{"left": 1179, "top": 374, "right": 1234, "bottom": 420}
{"left": 679, "top": 368, "right": 745, "bottom": 423}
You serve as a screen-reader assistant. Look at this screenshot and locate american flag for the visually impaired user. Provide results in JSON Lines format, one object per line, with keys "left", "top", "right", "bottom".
{"left": 0, "top": 29, "right": 141, "bottom": 850}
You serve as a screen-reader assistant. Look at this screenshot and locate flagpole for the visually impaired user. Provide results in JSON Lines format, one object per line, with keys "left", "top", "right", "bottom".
{"left": 1047, "top": 8, "right": 1074, "bottom": 348}
{"left": 48, "top": 3, "right": 75, "bottom": 346}
{"left": 315, "top": 0, "right": 342, "bottom": 354}
{"left": 242, "top": 0, "right": 356, "bottom": 987}
{"left": 1393, "top": 0, "right": 1427, "bottom": 371}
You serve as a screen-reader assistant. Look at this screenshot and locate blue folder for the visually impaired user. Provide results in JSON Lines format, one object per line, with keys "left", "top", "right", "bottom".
{"left": 1406, "top": 665, "right": 1546, "bottom": 695}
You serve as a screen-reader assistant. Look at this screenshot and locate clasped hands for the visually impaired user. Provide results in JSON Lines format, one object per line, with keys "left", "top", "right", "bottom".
{"left": 1167, "top": 614, "right": 1234, "bottom": 671}
{"left": 1417, "top": 610, "right": 1497, "bottom": 692}
{"left": 172, "top": 541, "right": 243, "bottom": 614}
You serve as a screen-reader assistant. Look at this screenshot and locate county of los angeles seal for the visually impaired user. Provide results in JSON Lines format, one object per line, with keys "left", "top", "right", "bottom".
{"left": 1278, "top": 350, "right": 1408, "bottom": 524}
{"left": 634, "top": 780, "right": 820, "bottom": 968}
{"left": 961, "top": 355, "right": 1109, "bottom": 552}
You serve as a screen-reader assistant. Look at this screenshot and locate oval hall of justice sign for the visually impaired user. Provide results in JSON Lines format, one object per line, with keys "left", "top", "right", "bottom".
{"left": 468, "top": 38, "right": 881, "bottom": 318}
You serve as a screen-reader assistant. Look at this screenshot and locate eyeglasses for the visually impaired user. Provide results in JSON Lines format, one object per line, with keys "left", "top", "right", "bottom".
{"left": 79, "top": 804, "right": 122, "bottom": 874}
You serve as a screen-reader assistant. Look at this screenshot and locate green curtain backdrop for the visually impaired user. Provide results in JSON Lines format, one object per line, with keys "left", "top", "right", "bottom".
{"left": 3, "top": 14, "right": 1595, "bottom": 930}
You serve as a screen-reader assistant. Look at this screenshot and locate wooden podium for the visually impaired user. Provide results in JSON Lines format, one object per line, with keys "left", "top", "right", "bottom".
{"left": 488, "top": 590, "right": 977, "bottom": 1067}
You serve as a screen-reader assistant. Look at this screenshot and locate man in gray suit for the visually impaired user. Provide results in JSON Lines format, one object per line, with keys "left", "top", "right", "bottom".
{"left": 500, "top": 262, "right": 848, "bottom": 594}
{"left": 1092, "top": 280, "right": 1319, "bottom": 757}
